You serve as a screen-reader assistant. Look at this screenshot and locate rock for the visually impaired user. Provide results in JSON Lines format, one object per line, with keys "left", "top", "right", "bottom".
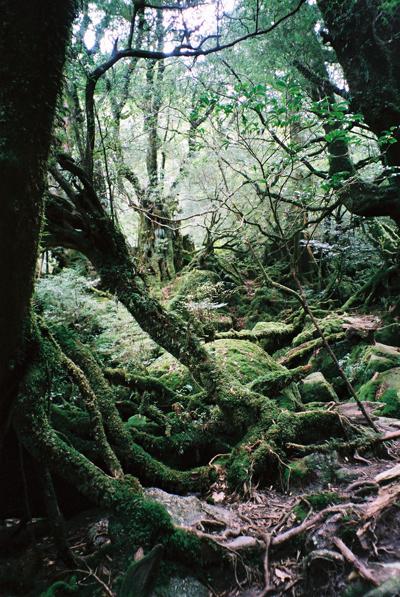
{"left": 363, "top": 343, "right": 400, "bottom": 375}
{"left": 375, "top": 323, "right": 400, "bottom": 346}
{"left": 335, "top": 467, "right": 359, "bottom": 483}
{"left": 300, "top": 372, "right": 339, "bottom": 403}
{"left": 144, "top": 488, "right": 239, "bottom": 527}
{"left": 153, "top": 576, "right": 209, "bottom": 597}
{"left": 364, "top": 575, "right": 400, "bottom": 597}
{"left": 378, "top": 366, "right": 400, "bottom": 390}
{"left": 284, "top": 452, "right": 339, "bottom": 488}
{"left": 358, "top": 367, "right": 400, "bottom": 418}
{"left": 148, "top": 339, "right": 284, "bottom": 391}
{"left": 343, "top": 315, "right": 381, "bottom": 340}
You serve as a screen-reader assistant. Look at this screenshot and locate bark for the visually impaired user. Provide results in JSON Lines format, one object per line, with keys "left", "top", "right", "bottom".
{"left": 317, "top": 0, "right": 400, "bottom": 168}
{"left": 54, "top": 330, "right": 212, "bottom": 492}
{"left": 0, "top": 0, "right": 75, "bottom": 446}
{"left": 296, "top": 35, "right": 400, "bottom": 223}
{"left": 45, "top": 161, "right": 221, "bottom": 396}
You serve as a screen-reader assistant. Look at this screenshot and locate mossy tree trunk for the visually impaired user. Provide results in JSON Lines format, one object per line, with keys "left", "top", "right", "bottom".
{"left": 46, "top": 158, "right": 221, "bottom": 396}
{"left": 0, "top": 0, "right": 76, "bottom": 446}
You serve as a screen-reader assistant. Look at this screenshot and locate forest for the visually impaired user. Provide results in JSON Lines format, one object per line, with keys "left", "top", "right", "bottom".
{"left": 1, "top": 0, "right": 400, "bottom": 595}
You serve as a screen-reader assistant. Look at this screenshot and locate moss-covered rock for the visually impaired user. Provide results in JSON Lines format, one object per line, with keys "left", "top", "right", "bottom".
{"left": 292, "top": 314, "right": 344, "bottom": 347}
{"left": 284, "top": 452, "right": 339, "bottom": 489}
{"left": 283, "top": 457, "right": 315, "bottom": 488}
{"left": 148, "top": 339, "right": 283, "bottom": 392}
{"left": 363, "top": 342, "right": 400, "bottom": 374}
{"left": 348, "top": 343, "right": 400, "bottom": 388}
{"left": 375, "top": 323, "right": 400, "bottom": 346}
{"left": 358, "top": 367, "right": 400, "bottom": 418}
{"left": 216, "top": 320, "right": 299, "bottom": 353}
{"left": 300, "top": 372, "right": 339, "bottom": 404}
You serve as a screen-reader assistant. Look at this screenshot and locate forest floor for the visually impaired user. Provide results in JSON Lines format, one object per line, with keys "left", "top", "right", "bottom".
{"left": 17, "top": 404, "right": 400, "bottom": 596}
{"left": 4, "top": 267, "right": 400, "bottom": 597}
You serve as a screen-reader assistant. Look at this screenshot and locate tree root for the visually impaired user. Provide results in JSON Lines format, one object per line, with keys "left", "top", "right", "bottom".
{"left": 51, "top": 329, "right": 210, "bottom": 492}
{"left": 286, "top": 429, "right": 400, "bottom": 455}
{"left": 332, "top": 536, "right": 378, "bottom": 586}
{"left": 104, "top": 367, "right": 177, "bottom": 409}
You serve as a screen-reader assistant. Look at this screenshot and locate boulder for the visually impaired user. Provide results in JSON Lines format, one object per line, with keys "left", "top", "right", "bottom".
{"left": 300, "top": 372, "right": 339, "bottom": 403}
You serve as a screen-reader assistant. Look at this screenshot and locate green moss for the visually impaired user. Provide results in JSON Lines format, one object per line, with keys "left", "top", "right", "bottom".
{"left": 216, "top": 320, "right": 297, "bottom": 353}
{"left": 148, "top": 339, "right": 284, "bottom": 392}
{"left": 358, "top": 366, "right": 400, "bottom": 417}
{"left": 246, "top": 286, "right": 287, "bottom": 324}
{"left": 358, "top": 379, "right": 380, "bottom": 402}
{"left": 292, "top": 315, "right": 344, "bottom": 347}
{"left": 379, "top": 388, "right": 400, "bottom": 417}
{"left": 375, "top": 323, "right": 400, "bottom": 346}
{"left": 293, "top": 491, "right": 342, "bottom": 521}
{"left": 226, "top": 446, "right": 252, "bottom": 490}
{"left": 283, "top": 457, "right": 313, "bottom": 487}
{"left": 167, "top": 269, "right": 221, "bottom": 310}
{"left": 266, "top": 410, "right": 346, "bottom": 448}
{"left": 126, "top": 414, "right": 148, "bottom": 429}
{"left": 300, "top": 372, "right": 339, "bottom": 403}
{"left": 350, "top": 343, "right": 400, "bottom": 387}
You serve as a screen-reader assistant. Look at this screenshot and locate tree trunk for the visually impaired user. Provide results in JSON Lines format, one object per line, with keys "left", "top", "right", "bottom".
{"left": 0, "top": 0, "right": 75, "bottom": 446}
{"left": 317, "top": 0, "right": 400, "bottom": 167}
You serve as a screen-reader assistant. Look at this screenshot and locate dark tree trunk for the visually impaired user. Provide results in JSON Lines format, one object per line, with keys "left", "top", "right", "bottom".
{"left": 317, "top": 0, "right": 400, "bottom": 167}
{"left": 0, "top": 0, "right": 75, "bottom": 445}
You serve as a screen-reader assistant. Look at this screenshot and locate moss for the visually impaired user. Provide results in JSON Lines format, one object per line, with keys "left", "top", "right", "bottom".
{"left": 349, "top": 343, "right": 400, "bottom": 387}
{"left": 375, "top": 323, "right": 400, "bottom": 346}
{"left": 292, "top": 315, "right": 344, "bottom": 347}
{"left": 167, "top": 269, "right": 221, "bottom": 311}
{"left": 216, "top": 320, "right": 298, "bottom": 353}
{"left": 250, "top": 366, "right": 306, "bottom": 395}
{"left": 283, "top": 457, "right": 313, "bottom": 488}
{"left": 226, "top": 428, "right": 283, "bottom": 491}
{"left": 356, "top": 362, "right": 400, "bottom": 419}
{"left": 148, "top": 339, "right": 284, "bottom": 392}
{"left": 293, "top": 491, "right": 342, "bottom": 522}
{"left": 379, "top": 388, "right": 400, "bottom": 417}
{"left": 279, "top": 332, "right": 346, "bottom": 368}
{"left": 300, "top": 372, "right": 339, "bottom": 403}
{"left": 266, "top": 410, "right": 347, "bottom": 449}
{"left": 358, "top": 379, "right": 380, "bottom": 402}
{"left": 226, "top": 446, "right": 253, "bottom": 490}
{"left": 166, "top": 269, "right": 223, "bottom": 338}
{"left": 109, "top": 495, "right": 174, "bottom": 552}
{"left": 246, "top": 286, "right": 288, "bottom": 324}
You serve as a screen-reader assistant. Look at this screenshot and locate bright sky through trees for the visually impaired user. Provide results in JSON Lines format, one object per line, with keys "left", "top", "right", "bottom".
{"left": 82, "top": 0, "right": 237, "bottom": 53}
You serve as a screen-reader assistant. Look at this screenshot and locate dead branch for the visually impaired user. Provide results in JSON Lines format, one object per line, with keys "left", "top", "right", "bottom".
{"left": 332, "top": 536, "right": 378, "bottom": 586}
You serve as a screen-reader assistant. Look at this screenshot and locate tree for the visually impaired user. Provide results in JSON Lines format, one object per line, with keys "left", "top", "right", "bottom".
{"left": 0, "top": 0, "right": 76, "bottom": 446}
{"left": 311, "top": 0, "right": 400, "bottom": 222}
